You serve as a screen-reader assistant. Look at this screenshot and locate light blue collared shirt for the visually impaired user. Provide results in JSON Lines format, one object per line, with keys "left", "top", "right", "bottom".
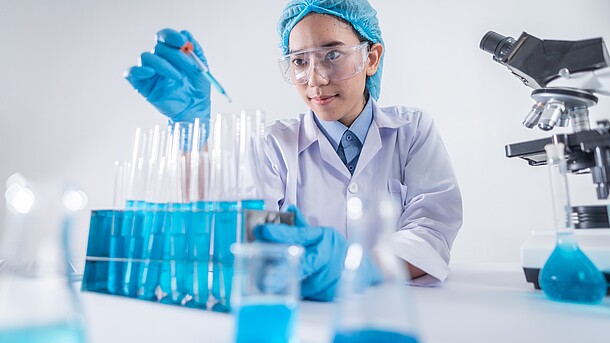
{"left": 313, "top": 97, "right": 373, "bottom": 163}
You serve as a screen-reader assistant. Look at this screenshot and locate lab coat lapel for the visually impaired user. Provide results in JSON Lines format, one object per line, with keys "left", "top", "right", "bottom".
{"left": 352, "top": 120, "right": 381, "bottom": 178}
{"left": 353, "top": 102, "right": 410, "bottom": 178}
{"left": 301, "top": 111, "right": 351, "bottom": 179}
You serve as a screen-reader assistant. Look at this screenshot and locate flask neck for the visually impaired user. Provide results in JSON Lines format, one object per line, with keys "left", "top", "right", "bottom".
{"left": 555, "top": 231, "right": 578, "bottom": 249}
{"left": 545, "top": 143, "right": 574, "bottom": 233}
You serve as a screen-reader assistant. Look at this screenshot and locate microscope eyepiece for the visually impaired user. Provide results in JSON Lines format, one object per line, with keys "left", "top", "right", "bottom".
{"left": 480, "top": 31, "right": 516, "bottom": 63}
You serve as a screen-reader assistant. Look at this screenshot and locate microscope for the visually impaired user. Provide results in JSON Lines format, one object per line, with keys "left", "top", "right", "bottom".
{"left": 480, "top": 31, "right": 610, "bottom": 289}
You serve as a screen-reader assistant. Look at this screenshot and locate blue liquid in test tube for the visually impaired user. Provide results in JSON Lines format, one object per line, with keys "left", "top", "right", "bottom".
{"left": 82, "top": 210, "right": 112, "bottom": 292}
{"left": 122, "top": 200, "right": 146, "bottom": 297}
{"left": 159, "top": 203, "right": 190, "bottom": 303}
{"left": 139, "top": 203, "right": 168, "bottom": 300}
{"left": 241, "top": 199, "right": 265, "bottom": 210}
{"left": 184, "top": 201, "right": 213, "bottom": 308}
{"left": 133, "top": 202, "right": 153, "bottom": 297}
{"left": 107, "top": 211, "right": 125, "bottom": 295}
{"left": 211, "top": 200, "right": 238, "bottom": 311}
{"left": 210, "top": 199, "right": 264, "bottom": 311}
{"left": 175, "top": 203, "right": 191, "bottom": 301}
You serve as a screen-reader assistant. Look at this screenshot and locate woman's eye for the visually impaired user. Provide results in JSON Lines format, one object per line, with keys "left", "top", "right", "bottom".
{"left": 292, "top": 58, "right": 307, "bottom": 68}
{"left": 325, "top": 51, "right": 342, "bottom": 61}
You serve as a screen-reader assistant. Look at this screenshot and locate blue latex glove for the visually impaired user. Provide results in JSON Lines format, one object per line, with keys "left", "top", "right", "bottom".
{"left": 253, "top": 205, "right": 382, "bottom": 301}
{"left": 124, "top": 28, "right": 211, "bottom": 124}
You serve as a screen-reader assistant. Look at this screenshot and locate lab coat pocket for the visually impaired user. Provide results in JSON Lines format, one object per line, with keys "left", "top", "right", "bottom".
{"left": 387, "top": 178, "right": 408, "bottom": 207}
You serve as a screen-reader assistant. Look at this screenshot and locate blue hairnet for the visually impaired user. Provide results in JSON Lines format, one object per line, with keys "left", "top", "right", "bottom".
{"left": 278, "top": 0, "right": 384, "bottom": 100}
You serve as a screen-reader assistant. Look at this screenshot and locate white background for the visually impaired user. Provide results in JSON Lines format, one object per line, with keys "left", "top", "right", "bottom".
{"left": 1, "top": 0, "right": 609, "bottom": 263}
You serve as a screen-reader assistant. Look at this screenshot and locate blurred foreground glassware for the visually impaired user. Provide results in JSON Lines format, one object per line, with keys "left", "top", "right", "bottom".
{"left": 539, "top": 143, "right": 608, "bottom": 304}
{"left": 0, "top": 174, "right": 87, "bottom": 342}
{"left": 231, "top": 243, "right": 302, "bottom": 343}
{"left": 332, "top": 196, "right": 420, "bottom": 343}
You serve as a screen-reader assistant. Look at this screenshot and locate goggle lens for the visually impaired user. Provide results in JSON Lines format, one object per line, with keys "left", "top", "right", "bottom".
{"left": 278, "top": 42, "right": 369, "bottom": 85}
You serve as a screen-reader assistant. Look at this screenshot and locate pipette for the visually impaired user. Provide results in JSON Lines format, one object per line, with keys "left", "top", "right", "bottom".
{"left": 180, "top": 42, "right": 232, "bottom": 103}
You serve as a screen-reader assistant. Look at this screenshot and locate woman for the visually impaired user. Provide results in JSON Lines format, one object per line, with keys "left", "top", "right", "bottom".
{"left": 125, "top": 0, "right": 463, "bottom": 301}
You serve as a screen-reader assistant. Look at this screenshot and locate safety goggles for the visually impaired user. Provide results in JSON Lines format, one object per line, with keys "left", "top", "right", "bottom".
{"left": 278, "top": 42, "right": 370, "bottom": 85}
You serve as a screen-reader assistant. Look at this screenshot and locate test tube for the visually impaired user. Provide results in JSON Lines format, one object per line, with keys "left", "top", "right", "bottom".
{"left": 107, "top": 161, "right": 129, "bottom": 295}
{"left": 209, "top": 113, "right": 240, "bottom": 311}
{"left": 158, "top": 122, "right": 194, "bottom": 304}
{"left": 238, "top": 110, "right": 267, "bottom": 212}
{"left": 138, "top": 127, "right": 169, "bottom": 300}
{"left": 182, "top": 119, "right": 213, "bottom": 308}
{"left": 122, "top": 129, "right": 155, "bottom": 297}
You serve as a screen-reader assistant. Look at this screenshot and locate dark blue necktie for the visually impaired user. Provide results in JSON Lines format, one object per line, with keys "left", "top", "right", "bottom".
{"left": 336, "top": 129, "right": 362, "bottom": 175}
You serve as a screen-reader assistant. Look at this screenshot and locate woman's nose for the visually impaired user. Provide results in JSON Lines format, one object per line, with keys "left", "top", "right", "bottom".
{"left": 307, "top": 65, "right": 330, "bottom": 87}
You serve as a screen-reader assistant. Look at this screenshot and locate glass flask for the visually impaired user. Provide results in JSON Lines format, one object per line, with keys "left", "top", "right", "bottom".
{"left": 538, "top": 143, "right": 608, "bottom": 304}
{"left": 0, "top": 174, "right": 87, "bottom": 342}
{"left": 332, "top": 196, "right": 420, "bottom": 343}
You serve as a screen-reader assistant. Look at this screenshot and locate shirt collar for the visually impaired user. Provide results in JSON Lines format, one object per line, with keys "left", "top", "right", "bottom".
{"left": 313, "top": 96, "right": 374, "bottom": 151}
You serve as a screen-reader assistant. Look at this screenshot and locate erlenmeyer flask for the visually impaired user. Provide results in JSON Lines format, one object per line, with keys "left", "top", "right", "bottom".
{"left": 0, "top": 174, "right": 87, "bottom": 342}
{"left": 332, "top": 196, "right": 420, "bottom": 343}
{"left": 539, "top": 143, "right": 607, "bottom": 304}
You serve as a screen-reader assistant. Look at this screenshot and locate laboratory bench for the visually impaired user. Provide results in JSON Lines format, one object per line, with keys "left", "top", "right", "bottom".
{"left": 81, "top": 263, "right": 610, "bottom": 343}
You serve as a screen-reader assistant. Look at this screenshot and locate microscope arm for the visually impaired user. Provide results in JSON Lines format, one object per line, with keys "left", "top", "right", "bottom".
{"left": 547, "top": 66, "right": 610, "bottom": 96}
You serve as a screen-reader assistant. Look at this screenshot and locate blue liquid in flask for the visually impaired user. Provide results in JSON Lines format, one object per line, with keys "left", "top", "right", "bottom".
{"left": 333, "top": 329, "right": 419, "bottom": 343}
{"left": 0, "top": 323, "right": 85, "bottom": 343}
{"left": 235, "top": 303, "right": 298, "bottom": 343}
{"left": 540, "top": 143, "right": 609, "bottom": 304}
{"left": 539, "top": 232, "right": 607, "bottom": 304}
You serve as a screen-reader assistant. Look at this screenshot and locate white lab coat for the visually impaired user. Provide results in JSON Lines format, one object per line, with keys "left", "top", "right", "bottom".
{"left": 261, "top": 100, "right": 463, "bottom": 282}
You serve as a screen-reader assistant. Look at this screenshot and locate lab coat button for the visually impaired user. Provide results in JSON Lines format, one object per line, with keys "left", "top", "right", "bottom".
{"left": 348, "top": 182, "right": 359, "bottom": 193}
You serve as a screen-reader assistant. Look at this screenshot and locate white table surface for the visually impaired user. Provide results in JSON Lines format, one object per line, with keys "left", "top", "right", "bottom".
{"left": 81, "top": 263, "right": 610, "bottom": 343}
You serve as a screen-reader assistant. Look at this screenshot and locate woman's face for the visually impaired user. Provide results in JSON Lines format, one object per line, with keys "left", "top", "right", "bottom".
{"left": 288, "top": 13, "right": 377, "bottom": 126}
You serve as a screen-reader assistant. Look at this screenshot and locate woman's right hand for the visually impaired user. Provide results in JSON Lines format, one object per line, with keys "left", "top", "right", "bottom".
{"left": 124, "top": 28, "right": 211, "bottom": 124}
{"left": 253, "top": 205, "right": 383, "bottom": 302}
